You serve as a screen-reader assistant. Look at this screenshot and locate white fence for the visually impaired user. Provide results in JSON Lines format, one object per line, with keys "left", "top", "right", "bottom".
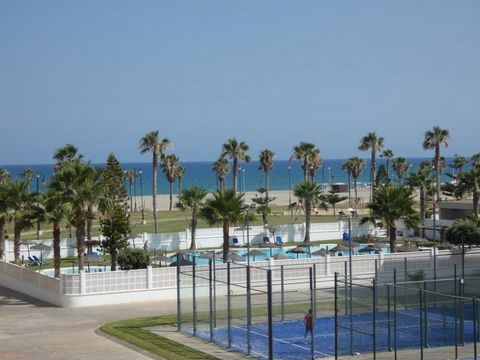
{"left": 4, "top": 220, "right": 385, "bottom": 262}
{"left": 1, "top": 248, "right": 479, "bottom": 307}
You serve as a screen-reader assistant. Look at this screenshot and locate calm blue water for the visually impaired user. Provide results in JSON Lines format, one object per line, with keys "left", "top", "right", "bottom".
{"left": 0, "top": 158, "right": 465, "bottom": 195}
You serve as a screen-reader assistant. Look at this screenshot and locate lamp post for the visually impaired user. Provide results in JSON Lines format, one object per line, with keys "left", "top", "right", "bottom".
{"left": 139, "top": 170, "right": 145, "bottom": 224}
{"left": 238, "top": 167, "right": 242, "bottom": 193}
{"left": 134, "top": 169, "right": 138, "bottom": 212}
{"left": 242, "top": 168, "right": 246, "bottom": 194}
{"left": 243, "top": 203, "right": 256, "bottom": 266}
{"left": 432, "top": 202, "right": 437, "bottom": 284}
{"left": 288, "top": 165, "right": 292, "bottom": 206}
{"left": 35, "top": 173, "right": 45, "bottom": 240}
{"left": 322, "top": 164, "right": 325, "bottom": 190}
{"left": 328, "top": 167, "right": 331, "bottom": 190}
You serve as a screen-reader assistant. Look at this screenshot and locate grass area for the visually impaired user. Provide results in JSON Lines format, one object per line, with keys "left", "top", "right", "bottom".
{"left": 100, "top": 315, "right": 220, "bottom": 360}
{"left": 6, "top": 205, "right": 343, "bottom": 241}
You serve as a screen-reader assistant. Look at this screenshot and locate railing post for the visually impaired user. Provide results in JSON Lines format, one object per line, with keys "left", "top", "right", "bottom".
{"left": 281, "top": 265, "right": 285, "bottom": 321}
{"left": 192, "top": 260, "right": 197, "bottom": 336}
{"left": 227, "top": 262, "right": 232, "bottom": 348}
{"left": 208, "top": 259, "right": 213, "bottom": 343}
{"left": 146, "top": 265, "right": 152, "bottom": 289}
{"left": 325, "top": 253, "right": 331, "bottom": 276}
{"left": 79, "top": 270, "right": 86, "bottom": 295}
{"left": 176, "top": 256, "right": 181, "bottom": 331}
{"left": 267, "top": 269, "right": 273, "bottom": 360}
{"left": 334, "top": 272, "right": 338, "bottom": 360}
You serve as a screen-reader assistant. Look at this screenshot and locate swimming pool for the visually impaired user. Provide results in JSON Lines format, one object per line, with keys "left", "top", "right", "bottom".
{"left": 39, "top": 265, "right": 115, "bottom": 277}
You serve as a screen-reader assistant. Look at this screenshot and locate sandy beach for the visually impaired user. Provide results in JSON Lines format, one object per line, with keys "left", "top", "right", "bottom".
{"left": 132, "top": 188, "right": 373, "bottom": 211}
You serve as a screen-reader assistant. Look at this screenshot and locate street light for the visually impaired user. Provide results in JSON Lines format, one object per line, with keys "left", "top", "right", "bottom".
{"left": 242, "top": 203, "right": 256, "bottom": 266}
{"left": 133, "top": 169, "right": 138, "bottom": 212}
{"left": 139, "top": 170, "right": 146, "bottom": 224}
{"left": 238, "top": 167, "right": 242, "bottom": 193}
{"left": 288, "top": 165, "right": 292, "bottom": 206}
{"left": 35, "top": 173, "right": 45, "bottom": 240}
{"left": 328, "top": 167, "right": 331, "bottom": 190}
{"left": 242, "top": 168, "right": 246, "bottom": 194}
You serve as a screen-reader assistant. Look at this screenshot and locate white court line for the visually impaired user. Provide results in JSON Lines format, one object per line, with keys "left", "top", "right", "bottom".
{"left": 232, "top": 326, "right": 332, "bottom": 357}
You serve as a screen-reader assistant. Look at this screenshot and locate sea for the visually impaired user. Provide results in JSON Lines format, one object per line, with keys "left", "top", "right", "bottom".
{"left": 1, "top": 158, "right": 465, "bottom": 195}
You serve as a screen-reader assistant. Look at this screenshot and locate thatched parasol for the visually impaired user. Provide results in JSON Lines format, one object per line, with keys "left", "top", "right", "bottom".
{"left": 242, "top": 249, "right": 267, "bottom": 261}
{"left": 272, "top": 253, "right": 290, "bottom": 260}
{"left": 312, "top": 249, "right": 327, "bottom": 257}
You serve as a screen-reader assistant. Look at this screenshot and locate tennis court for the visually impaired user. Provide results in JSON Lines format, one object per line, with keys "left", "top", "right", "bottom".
{"left": 188, "top": 305, "right": 478, "bottom": 360}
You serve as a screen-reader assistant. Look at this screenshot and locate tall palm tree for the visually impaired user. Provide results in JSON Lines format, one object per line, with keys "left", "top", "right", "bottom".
{"left": 259, "top": 149, "right": 275, "bottom": 199}
{"left": 349, "top": 157, "right": 366, "bottom": 202}
{"left": 212, "top": 157, "right": 230, "bottom": 191}
{"left": 458, "top": 168, "right": 480, "bottom": 217}
{"left": 20, "top": 168, "right": 34, "bottom": 193}
{"left": 53, "top": 144, "right": 83, "bottom": 171}
{"left": 43, "top": 187, "right": 71, "bottom": 278}
{"left": 221, "top": 139, "right": 250, "bottom": 193}
{"left": 326, "top": 190, "right": 347, "bottom": 216}
{"left": 290, "top": 142, "right": 318, "bottom": 182}
{"left": 342, "top": 159, "right": 353, "bottom": 206}
{"left": 200, "top": 189, "right": 244, "bottom": 262}
{"left": 176, "top": 165, "right": 185, "bottom": 196}
{"left": 139, "top": 131, "right": 171, "bottom": 232}
{"left": 472, "top": 153, "right": 480, "bottom": 169}
{"left": 0, "top": 180, "right": 10, "bottom": 260}
{"left": 3, "top": 179, "right": 41, "bottom": 263}
{"left": 358, "top": 132, "right": 384, "bottom": 200}
{"left": 407, "top": 165, "right": 434, "bottom": 238}
{"left": 381, "top": 149, "right": 394, "bottom": 178}
{"left": 50, "top": 159, "right": 102, "bottom": 270}
{"left": 293, "top": 181, "right": 327, "bottom": 242}
{"left": 423, "top": 126, "right": 450, "bottom": 201}
{"left": 307, "top": 149, "right": 322, "bottom": 181}
{"left": 177, "top": 186, "right": 208, "bottom": 250}
{"left": 451, "top": 156, "right": 468, "bottom": 176}
{"left": 161, "top": 154, "right": 179, "bottom": 211}
{"left": 124, "top": 169, "right": 136, "bottom": 212}
{"left": 392, "top": 157, "right": 410, "bottom": 186}
{"left": 361, "top": 186, "right": 419, "bottom": 252}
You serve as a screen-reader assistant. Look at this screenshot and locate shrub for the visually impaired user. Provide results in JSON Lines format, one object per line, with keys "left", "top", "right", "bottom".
{"left": 117, "top": 248, "right": 149, "bottom": 270}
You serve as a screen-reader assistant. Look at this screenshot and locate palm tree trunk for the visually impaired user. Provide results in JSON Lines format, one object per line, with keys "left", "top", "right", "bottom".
{"left": 76, "top": 207, "right": 86, "bottom": 270}
{"left": 304, "top": 200, "right": 311, "bottom": 242}
{"left": 473, "top": 191, "right": 479, "bottom": 217}
{"left": 354, "top": 177, "right": 358, "bottom": 202}
{"left": 53, "top": 222, "right": 61, "bottom": 278}
{"left": 86, "top": 205, "right": 93, "bottom": 241}
{"left": 389, "top": 226, "right": 397, "bottom": 253}
{"left": 371, "top": 150, "right": 376, "bottom": 199}
{"left": 14, "top": 222, "right": 21, "bottom": 264}
{"left": 233, "top": 157, "right": 238, "bottom": 193}
{"left": 265, "top": 171, "right": 269, "bottom": 200}
{"left": 190, "top": 217, "right": 197, "bottom": 250}
{"left": 169, "top": 181, "right": 173, "bottom": 211}
{"left": 0, "top": 217, "right": 5, "bottom": 260}
{"left": 111, "top": 250, "right": 117, "bottom": 271}
{"left": 420, "top": 188, "right": 426, "bottom": 238}
{"left": 222, "top": 221, "right": 229, "bottom": 262}
{"left": 153, "top": 154, "right": 158, "bottom": 233}
{"left": 303, "top": 159, "right": 308, "bottom": 182}
{"left": 435, "top": 145, "right": 440, "bottom": 201}
{"left": 347, "top": 171, "right": 352, "bottom": 206}
{"left": 129, "top": 179, "right": 133, "bottom": 212}
{"left": 178, "top": 177, "right": 183, "bottom": 196}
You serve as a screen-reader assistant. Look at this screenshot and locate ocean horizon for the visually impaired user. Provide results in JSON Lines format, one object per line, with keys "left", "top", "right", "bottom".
{"left": 1, "top": 157, "right": 466, "bottom": 196}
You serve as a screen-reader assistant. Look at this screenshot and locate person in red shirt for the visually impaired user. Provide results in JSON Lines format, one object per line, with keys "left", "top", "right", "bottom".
{"left": 304, "top": 309, "right": 313, "bottom": 338}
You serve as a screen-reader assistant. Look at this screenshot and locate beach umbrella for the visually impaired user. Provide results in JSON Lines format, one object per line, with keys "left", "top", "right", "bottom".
{"left": 272, "top": 253, "right": 290, "bottom": 260}
{"left": 260, "top": 242, "right": 278, "bottom": 257}
{"left": 199, "top": 252, "right": 216, "bottom": 260}
{"left": 359, "top": 245, "right": 376, "bottom": 254}
{"left": 170, "top": 258, "right": 195, "bottom": 267}
{"left": 342, "top": 241, "right": 361, "bottom": 248}
{"left": 20, "top": 240, "right": 36, "bottom": 258}
{"left": 150, "top": 255, "right": 172, "bottom": 267}
{"left": 297, "top": 241, "right": 316, "bottom": 248}
{"left": 31, "top": 243, "right": 51, "bottom": 269}
{"left": 312, "top": 249, "right": 327, "bottom": 257}
{"left": 286, "top": 246, "right": 305, "bottom": 259}
{"left": 242, "top": 249, "right": 266, "bottom": 262}
{"left": 397, "top": 244, "right": 418, "bottom": 253}
{"left": 438, "top": 241, "right": 454, "bottom": 250}
{"left": 227, "top": 252, "right": 244, "bottom": 262}
{"left": 330, "top": 243, "right": 348, "bottom": 253}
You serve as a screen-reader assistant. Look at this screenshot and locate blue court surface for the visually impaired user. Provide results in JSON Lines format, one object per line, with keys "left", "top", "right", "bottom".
{"left": 187, "top": 306, "right": 479, "bottom": 359}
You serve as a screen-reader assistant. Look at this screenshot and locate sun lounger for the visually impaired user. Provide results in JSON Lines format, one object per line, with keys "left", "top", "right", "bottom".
{"left": 33, "top": 255, "right": 49, "bottom": 265}
{"left": 232, "top": 238, "right": 240, "bottom": 247}
{"left": 263, "top": 236, "right": 270, "bottom": 244}
{"left": 275, "top": 236, "right": 284, "bottom": 246}
{"left": 28, "top": 256, "right": 39, "bottom": 266}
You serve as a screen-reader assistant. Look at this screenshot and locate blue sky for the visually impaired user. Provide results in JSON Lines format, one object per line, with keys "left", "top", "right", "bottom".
{"left": 1, "top": 1, "right": 479, "bottom": 165}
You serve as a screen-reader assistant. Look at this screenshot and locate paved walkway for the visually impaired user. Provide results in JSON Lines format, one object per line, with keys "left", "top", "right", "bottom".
{"left": 0, "top": 285, "right": 176, "bottom": 360}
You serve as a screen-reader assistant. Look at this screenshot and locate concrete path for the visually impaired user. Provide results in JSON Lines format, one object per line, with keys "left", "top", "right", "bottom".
{"left": 0, "top": 285, "right": 176, "bottom": 360}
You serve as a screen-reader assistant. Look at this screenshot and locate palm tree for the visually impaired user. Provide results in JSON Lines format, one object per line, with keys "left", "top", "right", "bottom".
{"left": 472, "top": 153, "right": 480, "bottom": 169}
{"left": 177, "top": 186, "right": 208, "bottom": 250}
{"left": 139, "top": 131, "right": 171, "bottom": 232}
{"left": 407, "top": 165, "right": 434, "bottom": 238}
{"left": 307, "top": 149, "right": 322, "bottom": 181}
{"left": 342, "top": 159, "right": 353, "bottom": 205}
{"left": 458, "top": 168, "right": 480, "bottom": 217}
{"left": 212, "top": 157, "right": 230, "bottom": 191}
{"left": 259, "top": 149, "right": 275, "bottom": 199}
{"left": 124, "top": 169, "right": 136, "bottom": 212}
{"left": 0, "top": 168, "right": 11, "bottom": 183}
{"left": 50, "top": 159, "right": 102, "bottom": 270}
{"left": 3, "top": 179, "right": 41, "bottom": 263}
{"left": 358, "top": 132, "right": 384, "bottom": 200}
{"left": 326, "top": 190, "right": 347, "bottom": 216}
{"left": 0, "top": 180, "right": 10, "bottom": 260}
{"left": 293, "top": 181, "right": 327, "bottom": 242}
{"left": 221, "top": 139, "right": 250, "bottom": 193}
{"left": 43, "top": 187, "right": 71, "bottom": 278}
{"left": 176, "top": 165, "right": 185, "bottom": 196}
{"left": 349, "top": 157, "right": 366, "bottom": 202}
{"left": 53, "top": 144, "right": 83, "bottom": 171}
{"left": 423, "top": 126, "right": 450, "bottom": 201}
{"left": 451, "top": 156, "right": 468, "bottom": 176}
{"left": 290, "top": 142, "right": 318, "bottom": 182}
{"left": 200, "top": 189, "right": 244, "bottom": 262}
{"left": 20, "top": 168, "right": 34, "bottom": 193}
{"left": 381, "top": 149, "right": 394, "bottom": 178}
{"left": 392, "top": 157, "right": 410, "bottom": 186}
{"left": 161, "top": 154, "right": 179, "bottom": 211}
{"left": 361, "top": 185, "right": 419, "bottom": 252}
